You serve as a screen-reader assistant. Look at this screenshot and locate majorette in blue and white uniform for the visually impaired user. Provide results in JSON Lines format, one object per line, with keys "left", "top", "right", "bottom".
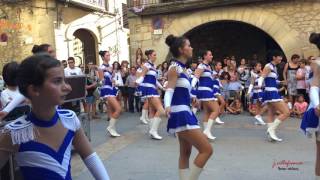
{"left": 251, "top": 71, "right": 264, "bottom": 102}
{"left": 212, "top": 70, "right": 222, "bottom": 97}
{"left": 187, "top": 68, "right": 197, "bottom": 98}
{"left": 139, "top": 60, "right": 160, "bottom": 98}
{"left": 195, "top": 63, "right": 217, "bottom": 101}
{"left": 262, "top": 63, "right": 282, "bottom": 103}
{"left": 99, "top": 63, "right": 118, "bottom": 97}
{"left": 3, "top": 109, "right": 98, "bottom": 180}
{"left": 166, "top": 60, "right": 200, "bottom": 133}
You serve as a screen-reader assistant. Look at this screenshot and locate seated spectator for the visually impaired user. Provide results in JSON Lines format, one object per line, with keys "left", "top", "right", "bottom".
{"left": 227, "top": 97, "right": 242, "bottom": 114}
{"left": 220, "top": 71, "right": 230, "bottom": 104}
{"left": 293, "top": 94, "right": 308, "bottom": 118}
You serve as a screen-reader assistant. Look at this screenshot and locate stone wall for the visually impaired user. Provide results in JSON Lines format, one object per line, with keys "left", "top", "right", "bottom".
{"left": 128, "top": 0, "right": 320, "bottom": 65}
{"left": 0, "top": 0, "right": 57, "bottom": 71}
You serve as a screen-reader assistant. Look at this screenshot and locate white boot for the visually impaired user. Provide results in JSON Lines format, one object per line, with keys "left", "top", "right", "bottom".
{"left": 215, "top": 117, "right": 224, "bottom": 124}
{"left": 149, "top": 117, "right": 162, "bottom": 140}
{"left": 267, "top": 119, "right": 282, "bottom": 142}
{"left": 179, "top": 168, "right": 189, "bottom": 180}
{"left": 107, "top": 118, "right": 121, "bottom": 137}
{"left": 203, "top": 119, "right": 216, "bottom": 140}
{"left": 192, "top": 107, "right": 198, "bottom": 114}
{"left": 316, "top": 175, "right": 320, "bottom": 180}
{"left": 140, "top": 109, "right": 148, "bottom": 124}
{"left": 254, "top": 115, "right": 266, "bottom": 125}
{"left": 189, "top": 164, "right": 203, "bottom": 180}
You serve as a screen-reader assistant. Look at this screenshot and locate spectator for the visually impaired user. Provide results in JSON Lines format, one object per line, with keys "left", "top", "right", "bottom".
{"left": 161, "top": 61, "right": 169, "bottom": 81}
{"left": 283, "top": 54, "right": 300, "bottom": 104}
{"left": 226, "top": 97, "right": 242, "bottom": 114}
{"left": 86, "top": 62, "right": 99, "bottom": 119}
{"left": 1, "top": 62, "right": 20, "bottom": 108}
{"left": 113, "top": 61, "right": 125, "bottom": 110}
{"left": 121, "top": 60, "right": 130, "bottom": 112}
{"left": 296, "top": 59, "right": 308, "bottom": 101}
{"left": 220, "top": 71, "right": 230, "bottom": 105}
{"left": 293, "top": 94, "right": 308, "bottom": 118}
{"left": 237, "top": 58, "right": 250, "bottom": 110}
{"left": 79, "top": 64, "right": 85, "bottom": 74}
{"left": 61, "top": 60, "right": 68, "bottom": 69}
{"left": 64, "top": 57, "right": 83, "bottom": 76}
{"left": 126, "top": 67, "right": 140, "bottom": 113}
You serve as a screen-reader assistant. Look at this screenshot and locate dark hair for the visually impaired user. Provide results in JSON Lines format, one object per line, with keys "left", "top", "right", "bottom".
{"left": 220, "top": 71, "right": 231, "bottom": 80}
{"left": 200, "top": 50, "right": 211, "bottom": 59}
{"left": 161, "top": 61, "right": 169, "bottom": 71}
{"left": 17, "top": 54, "right": 61, "bottom": 98}
{"left": 300, "top": 58, "right": 307, "bottom": 64}
{"left": 31, "top": 44, "right": 50, "bottom": 54}
{"left": 291, "top": 54, "right": 300, "bottom": 60}
{"left": 99, "top": 50, "right": 108, "bottom": 58}
{"left": 112, "top": 61, "right": 121, "bottom": 71}
{"left": 2, "top": 61, "right": 19, "bottom": 86}
{"left": 61, "top": 60, "right": 67, "bottom": 63}
{"left": 309, "top": 32, "right": 320, "bottom": 49}
{"left": 165, "top": 34, "right": 188, "bottom": 58}
{"left": 67, "top": 57, "right": 75, "bottom": 62}
{"left": 267, "top": 50, "right": 283, "bottom": 62}
{"left": 254, "top": 61, "right": 261, "bottom": 68}
{"left": 213, "top": 61, "right": 222, "bottom": 67}
{"left": 145, "top": 49, "right": 155, "bottom": 57}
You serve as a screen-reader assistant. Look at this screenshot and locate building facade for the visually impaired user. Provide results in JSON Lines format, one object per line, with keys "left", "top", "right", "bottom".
{"left": 127, "top": 0, "right": 320, "bottom": 65}
{"left": 0, "top": 0, "right": 130, "bottom": 71}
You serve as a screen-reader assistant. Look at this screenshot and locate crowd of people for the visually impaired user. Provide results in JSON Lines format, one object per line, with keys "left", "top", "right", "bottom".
{"left": 0, "top": 31, "right": 320, "bottom": 180}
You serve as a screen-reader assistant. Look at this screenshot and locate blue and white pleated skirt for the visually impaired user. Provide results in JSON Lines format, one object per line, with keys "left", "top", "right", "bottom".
{"left": 262, "top": 90, "right": 282, "bottom": 103}
{"left": 252, "top": 91, "right": 264, "bottom": 101}
{"left": 140, "top": 86, "right": 159, "bottom": 98}
{"left": 100, "top": 86, "right": 118, "bottom": 97}
{"left": 190, "top": 89, "right": 197, "bottom": 98}
{"left": 301, "top": 107, "right": 320, "bottom": 138}
{"left": 213, "top": 87, "right": 221, "bottom": 97}
{"left": 167, "top": 105, "right": 200, "bottom": 134}
{"left": 196, "top": 87, "right": 217, "bottom": 101}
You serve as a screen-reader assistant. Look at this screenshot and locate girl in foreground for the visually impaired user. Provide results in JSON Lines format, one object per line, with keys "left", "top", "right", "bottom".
{"left": 0, "top": 54, "right": 109, "bottom": 179}
{"left": 165, "top": 34, "right": 213, "bottom": 180}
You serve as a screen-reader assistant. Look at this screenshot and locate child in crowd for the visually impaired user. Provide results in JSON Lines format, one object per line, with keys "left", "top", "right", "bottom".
{"left": 293, "top": 94, "right": 308, "bottom": 118}
{"left": 0, "top": 54, "right": 110, "bottom": 179}
{"left": 226, "top": 97, "right": 242, "bottom": 114}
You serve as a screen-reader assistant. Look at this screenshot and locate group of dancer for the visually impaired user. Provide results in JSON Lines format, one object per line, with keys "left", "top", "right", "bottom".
{"left": 1, "top": 31, "right": 320, "bottom": 180}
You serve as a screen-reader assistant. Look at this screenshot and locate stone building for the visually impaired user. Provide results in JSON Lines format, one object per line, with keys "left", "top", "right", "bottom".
{"left": 0, "top": 0, "right": 130, "bottom": 71}
{"left": 127, "top": 0, "right": 320, "bottom": 65}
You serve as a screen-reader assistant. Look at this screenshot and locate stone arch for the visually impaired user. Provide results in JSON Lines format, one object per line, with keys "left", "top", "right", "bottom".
{"left": 166, "top": 6, "right": 301, "bottom": 59}
{"left": 65, "top": 20, "right": 100, "bottom": 43}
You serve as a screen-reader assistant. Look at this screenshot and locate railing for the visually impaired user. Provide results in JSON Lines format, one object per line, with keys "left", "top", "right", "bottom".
{"left": 127, "top": 0, "right": 185, "bottom": 9}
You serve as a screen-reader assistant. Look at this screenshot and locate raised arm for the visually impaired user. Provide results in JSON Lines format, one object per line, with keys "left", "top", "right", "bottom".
{"left": 257, "top": 65, "right": 271, "bottom": 87}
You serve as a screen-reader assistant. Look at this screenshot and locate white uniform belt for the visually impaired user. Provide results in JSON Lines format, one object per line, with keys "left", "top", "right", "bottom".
{"left": 171, "top": 105, "right": 191, "bottom": 113}
{"left": 140, "top": 83, "right": 156, "bottom": 89}
{"left": 198, "top": 87, "right": 213, "bottom": 92}
{"left": 265, "top": 87, "right": 278, "bottom": 91}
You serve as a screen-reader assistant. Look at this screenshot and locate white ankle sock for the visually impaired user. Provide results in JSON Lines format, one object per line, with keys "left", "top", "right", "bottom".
{"left": 179, "top": 168, "right": 189, "bottom": 180}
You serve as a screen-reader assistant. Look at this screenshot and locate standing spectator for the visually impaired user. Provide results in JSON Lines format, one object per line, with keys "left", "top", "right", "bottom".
{"left": 121, "top": 60, "right": 130, "bottom": 112}
{"left": 220, "top": 71, "right": 230, "bottom": 104}
{"left": 237, "top": 58, "right": 250, "bottom": 110}
{"left": 296, "top": 59, "right": 308, "bottom": 101}
{"left": 126, "top": 67, "right": 139, "bottom": 113}
{"left": 79, "top": 64, "right": 85, "bottom": 74}
{"left": 161, "top": 61, "right": 169, "bottom": 81}
{"left": 223, "top": 57, "right": 231, "bottom": 72}
{"left": 64, "top": 57, "right": 83, "bottom": 76}
{"left": 283, "top": 54, "right": 300, "bottom": 104}
{"left": 113, "top": 62, "right": 125, "bottom": 110}
{"left": 86, "top": 62, "right": 100, "bottom": 119}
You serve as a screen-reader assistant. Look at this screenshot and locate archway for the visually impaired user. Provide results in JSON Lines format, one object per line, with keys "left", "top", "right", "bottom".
{"left": 184, "top": 20, "right": 285, "bottom": 65}
{"left": 73, "top": 29, "right": 98, "bottom": 67}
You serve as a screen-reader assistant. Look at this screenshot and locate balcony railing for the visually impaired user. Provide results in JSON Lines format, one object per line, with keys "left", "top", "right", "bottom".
{"left": 127, "top": 0, "right": 268, "bottom": 15}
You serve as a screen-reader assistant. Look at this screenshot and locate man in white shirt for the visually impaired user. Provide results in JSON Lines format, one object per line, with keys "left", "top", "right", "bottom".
{"left": 64, "top": 57, "right": 83, "bottom": 76}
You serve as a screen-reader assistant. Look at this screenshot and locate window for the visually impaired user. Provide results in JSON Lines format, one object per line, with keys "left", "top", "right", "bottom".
{"left": 122, "top": 3, "right": 129, "bottom": 29}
